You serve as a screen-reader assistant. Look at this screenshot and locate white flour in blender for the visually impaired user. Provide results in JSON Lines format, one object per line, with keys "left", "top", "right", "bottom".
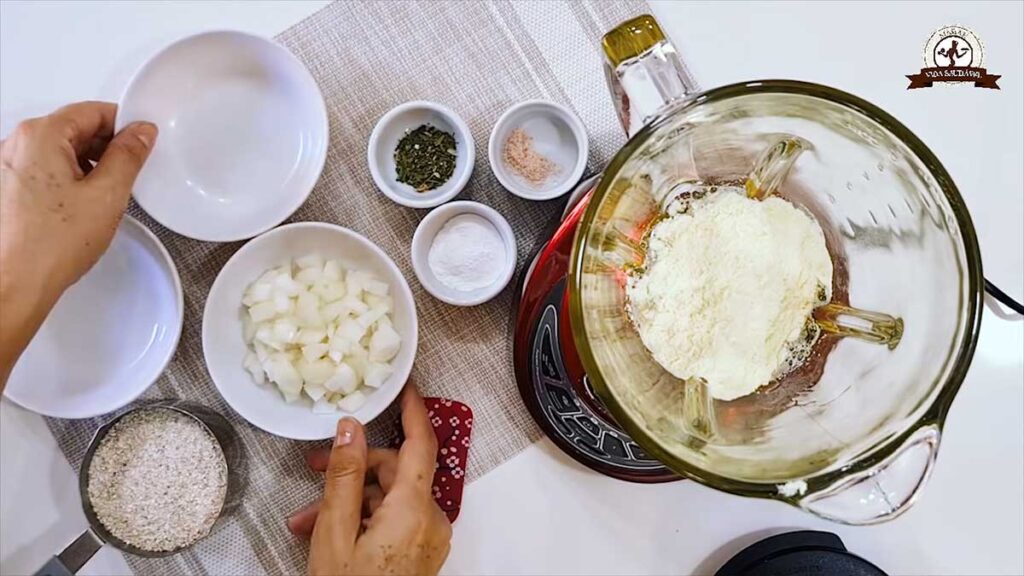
{"left": 87, "top": 408, "right": 227, "bottom": 552}
{"left": 428, "top": 213, "right": 506, "bottom": 291}
{"left": 626, "top": 190, "right": 832, "bottom": 401}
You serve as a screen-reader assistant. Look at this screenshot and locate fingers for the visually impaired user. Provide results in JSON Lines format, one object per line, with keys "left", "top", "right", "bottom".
{"left": 362, "top": 484, "right": 384, "bottom": 518}
{"left": 306, "top": 447, "right": 331, "bottom": 472}
{"left": 48, "top": 101, "right": 117, "bottom": 155}
{"left": 395, "top": 384, "right": 438, "bottom": 493}
{"left": 87, "top": 121, "right": 157, "bottom": 196}
{"left": 314, "top": 417, "right": 367, "bottom": 548}
{"left": 286, "top": 500, "right": 321, "bottom": 538}
{"left": 368, "top": 448, "right": 398, "bottom": 492}
{"left": 308, "top": 447, "right": 398, "bottom": 493}
{"left": 288, "top": 477, "right": 389, "bottom": 539}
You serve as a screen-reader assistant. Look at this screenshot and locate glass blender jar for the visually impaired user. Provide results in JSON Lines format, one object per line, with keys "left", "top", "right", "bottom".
{"left": 569, "top": 15, "right": 983, "bottom": 524}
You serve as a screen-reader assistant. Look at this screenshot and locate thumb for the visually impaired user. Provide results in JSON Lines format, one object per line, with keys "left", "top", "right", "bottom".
{"left": 316, "top": 417, "right": 367, "bottom": 546}
{"left": 89, "top": 121, "right": 157, "bottom": 192}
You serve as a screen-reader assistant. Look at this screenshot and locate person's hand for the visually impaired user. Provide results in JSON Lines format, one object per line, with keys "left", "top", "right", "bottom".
{"left": 287, "top": 385, "right": 452, "bottom": 576}
{"left": 0, "top": 101, "right": 157, "bottom": 387}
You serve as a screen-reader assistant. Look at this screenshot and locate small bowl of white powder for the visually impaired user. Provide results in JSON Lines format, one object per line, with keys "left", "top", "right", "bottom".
{"left": 410, "top": 201, "right": 517, "bottom": 306}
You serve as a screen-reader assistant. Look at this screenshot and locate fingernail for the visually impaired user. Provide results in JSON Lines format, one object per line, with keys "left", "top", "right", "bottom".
{"left": 131, "top": 122, "right": 158, "bottom": 148}
{"left": 335, "top": 417, "right": 358, "bottom": 447}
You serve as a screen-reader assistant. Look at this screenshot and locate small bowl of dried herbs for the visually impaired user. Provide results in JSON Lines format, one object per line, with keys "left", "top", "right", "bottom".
{"left": 368, "top": 101, "right": 475, "bottom": 209}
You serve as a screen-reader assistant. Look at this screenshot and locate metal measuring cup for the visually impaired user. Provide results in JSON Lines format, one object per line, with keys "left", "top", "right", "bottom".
{"left": 34, "top": 400, "right": 246, "bottom": 576}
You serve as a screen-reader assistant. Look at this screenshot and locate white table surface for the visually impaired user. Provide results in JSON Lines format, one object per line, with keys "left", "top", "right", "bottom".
{"left": 1, "top": 2, "right": 1022, "bottom": 575}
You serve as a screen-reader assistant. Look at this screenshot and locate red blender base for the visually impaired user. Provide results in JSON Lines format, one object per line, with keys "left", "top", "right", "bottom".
{"left": 512, "top": 176, "right": 679, "bottom": 483}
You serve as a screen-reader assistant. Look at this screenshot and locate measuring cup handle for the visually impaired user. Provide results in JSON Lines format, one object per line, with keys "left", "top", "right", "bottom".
{"left": 33, "top": 529, "right": 104, "bottom": 576}
{"left": 601, "top": 14, "right": 700, "bottom": 136}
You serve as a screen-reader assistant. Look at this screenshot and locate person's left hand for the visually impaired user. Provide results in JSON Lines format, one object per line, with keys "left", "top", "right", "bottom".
{"left": 0, "top": 101, "right": 157, "bottom": 386}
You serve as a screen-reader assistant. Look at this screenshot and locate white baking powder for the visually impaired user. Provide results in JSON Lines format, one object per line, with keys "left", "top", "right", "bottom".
{"left": 428, "top": 213, "right": 506, "bottom": 291}
{"left": 626, "top": 190, "right": 833, "bottom": 401}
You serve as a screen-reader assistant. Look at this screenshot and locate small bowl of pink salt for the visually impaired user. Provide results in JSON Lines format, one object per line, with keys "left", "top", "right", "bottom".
{"left": 488, "top": 100, "right": 588, "bottom": 201}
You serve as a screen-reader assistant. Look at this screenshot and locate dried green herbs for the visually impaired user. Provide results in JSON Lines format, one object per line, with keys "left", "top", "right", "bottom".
{"left": 394, "top": 124, "right": 457, "bottom": 192}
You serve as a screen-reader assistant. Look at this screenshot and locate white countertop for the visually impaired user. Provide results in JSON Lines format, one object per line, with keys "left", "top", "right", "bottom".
{"left": 2, "top": 2, "right": 1022, "bottom": 575}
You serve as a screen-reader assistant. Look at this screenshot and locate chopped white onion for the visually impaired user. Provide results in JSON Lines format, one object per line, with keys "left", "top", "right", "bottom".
{"left": 296, "top": 254, "right": 325, "bottom": 270}
{"left": 240, "top": 255, "right": 401, "bottom": 412}
{"left": 338, "top": 390, "right": 367, "bottom": 413}
{"left": 312, "top": 396, "right": 338, "bottom": 414}
{"left": 369, "top": 323, "right": 401, "bottom": 362}
{"left": 364, "top": 362, "right": 393, "bottom": 389}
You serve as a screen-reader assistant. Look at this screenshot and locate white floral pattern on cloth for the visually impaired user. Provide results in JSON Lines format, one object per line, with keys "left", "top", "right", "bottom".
{"left": 424, "top": 397, "right": 473, "bottom": 522}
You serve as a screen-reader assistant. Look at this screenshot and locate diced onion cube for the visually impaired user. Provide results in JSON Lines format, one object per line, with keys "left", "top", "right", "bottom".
{"left": 242, "top": 314, "right": 257, "bottom": 343}
{"left": 341, "top": 296, "right": 369, "bottom": 315}
{"left": 270, "top": 356, "right": 303, "bottom": 393}
{"left": 337, "top": 317, "right": 369, "bottom": 343}
{"left": 249, "top": 301, "right": 277, "bottom": 323}
{"left": 324, "top": 363, "right": 359, "bottom": 394}
{"left": 242, "top": 282, "right": 273, "bottom": 306}
{"left": 338, "top": 390, "right": 367, "bottom": 413}
{"left": 296, "top": 254, "right": 325, "bottom": 270}
{"left": 369, "top": 323, "right": 401, "bottom": 362}
{"left": 364, "top": 362, "right": 393, "bottom": 388}
{"left": 243, "top": 351, "right": 265, "bottom": 384}
{"left": 356, "top": 307, "right": 388, "bottom": 329}
{"left": 273, "top": 273, "right": 303, "bottom": 296}
{"left": 296, "top": 328, "right": 327, "bottom": 345}
{"left": 321, "top": 299, "right": 348, "bottom": 322}
{"left": 273, "top": 291, "right": 293, "bottom": 314}
{"left": 272, "top": 319, "right": 299, "bottom": 345}
{"left": 304, "top": 384, "right": 327, "bottom": 402}
{"left": 312, "top": 281, "right": 346, "bottom": 303}
{"left": 295, "top": 291, "right": 323, "bottom": 328}
{"left": 312, "top": 396, "right": 338, "bottom": 413}
{"left": 295, "top": 266, "right": 323, "bottom": 286}
{"left": 301, "top": 343, "right": 329, "bottom": 362}
{"left": 298, "top": 358, "right": 335, "bottom": 386}
{"left": 323, "top": 260, "right": 343, "bottom": 281}
{"left": 363, "top": 279, "right": 389, "bottom": 296}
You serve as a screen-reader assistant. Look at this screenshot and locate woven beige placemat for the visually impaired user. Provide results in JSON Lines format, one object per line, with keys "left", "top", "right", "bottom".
{"left": 45, "top": 1, "right": 646, "bottom": 573}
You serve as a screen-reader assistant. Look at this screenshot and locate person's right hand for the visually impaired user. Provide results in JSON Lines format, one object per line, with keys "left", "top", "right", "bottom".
{"left": 287, "top": 385, "right": 452, "bottom": 576}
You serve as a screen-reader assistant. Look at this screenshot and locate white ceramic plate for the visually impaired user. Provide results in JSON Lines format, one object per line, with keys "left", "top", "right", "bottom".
{"left": 117, "top": 31, "right": 328, "bottom": 242}
{"left": 4, "top": 217, "right": 183, "bottom": 419}
{"left": 202, "top": 222, "right": 418, "bottom": 440}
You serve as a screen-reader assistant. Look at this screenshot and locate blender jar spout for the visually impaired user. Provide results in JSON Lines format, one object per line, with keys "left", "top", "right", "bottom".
{"left": 602, "top": 15, "right": 700, "bottom": 136}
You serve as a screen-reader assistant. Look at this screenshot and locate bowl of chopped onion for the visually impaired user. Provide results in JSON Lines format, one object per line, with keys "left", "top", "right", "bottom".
{"left": 202, "top": 222, "right": 417, "bottom": 440}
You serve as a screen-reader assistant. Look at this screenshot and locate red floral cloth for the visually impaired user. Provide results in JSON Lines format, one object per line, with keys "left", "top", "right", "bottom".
{"left": 425, "top": 398, "right": 472, "bottom": 522}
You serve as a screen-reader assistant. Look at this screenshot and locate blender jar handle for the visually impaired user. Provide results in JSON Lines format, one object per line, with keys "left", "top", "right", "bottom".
{"left": 796, "top": 424, "right": 941, "bottom": 525}
{"left": 602, "top": 14, "right": 700, "bottom": 136}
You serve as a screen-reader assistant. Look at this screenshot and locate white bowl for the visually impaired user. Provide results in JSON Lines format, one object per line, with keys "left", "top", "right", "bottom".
{"left": 368, "top": 101, "right": 475, "bottom": 209}
{"left": 488, "top": 100, "right": 588, "bottom": 201}
{"left": 410, "top": 201, "right": 517, "bottom": 306}
{"left": 202, "top": 222, "right": 418, "bottom": 440}
{"left": 4, "top": 217, "right": 183, "bottom": 419}
{"left": 117, "top": 31, "right": 328, "bottom": 242}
